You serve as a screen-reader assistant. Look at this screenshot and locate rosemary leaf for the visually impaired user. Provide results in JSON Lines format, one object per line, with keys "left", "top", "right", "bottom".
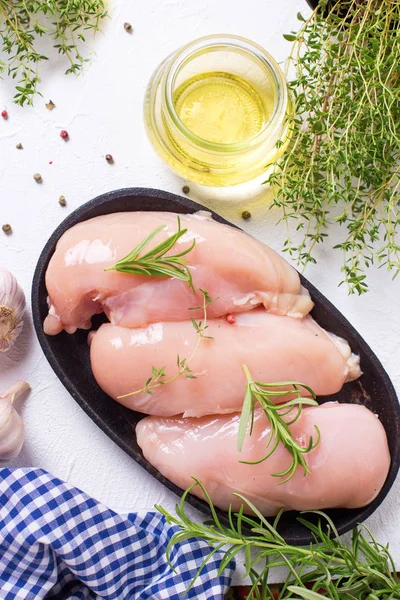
{"left": 157, "top": 480, "right": 400, "bottom": 599}
{"left": 115, "top": 225, "right": 166, "bottom": 264}
{"left": 238, "top": 365, "right": 319, "bottom": 483}
{"left": 106, "top": 216, "right": 196, "bottom": 292}
{"left": 237, "top": 383, "right": 252, "bottom": 452}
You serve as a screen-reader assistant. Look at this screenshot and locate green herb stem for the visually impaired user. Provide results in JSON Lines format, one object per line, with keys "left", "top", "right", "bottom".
{"left": 0, "top": 0, "right": 107, "bottom": 105}
{"left": 269, "top": 0, "right": 400, "bottom": 294}
{"left": 238, "top": 366, "right": 320, "bottom": 483}
{"left": 118, "top": 289, "right": 215, "bottom": 399}
{"left": 105, "top": 216, "right": 196, "bottom": 293}
{"left": 157, "top": 479, "right": 400, "bottom": 600}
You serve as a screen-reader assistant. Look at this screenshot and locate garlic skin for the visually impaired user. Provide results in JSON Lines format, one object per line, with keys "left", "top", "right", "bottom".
{"left": 0, "top": 381, "right": 30, "bottom": 461}
{"left": 0, "top": 268, "right": 26, "bottom": 352}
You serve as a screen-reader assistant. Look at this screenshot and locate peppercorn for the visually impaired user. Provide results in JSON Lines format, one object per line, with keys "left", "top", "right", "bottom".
{"left": 1, "top": 110, "right": 8, "bottom": 119}
{"left": 182, "top": 185, "right": 190, "bottom": 194}
{"left": 46, "top": 100, "right": 55, "bottom": 110}
{"left": 124, "top": 22, "right": 133, "bottom": 32}
{"left": 16, "top": 143, "right": 23, "bottom": 150}
{"left": 226, "top": 314, "right": 236, "bottom": 325}
{"left": 60, "top": 130, "right": 69, "bottom": 140}
{"left": 241, "top": 210, "right": 251, "bottom": 220}
{"left": 59, "top": 196, "right": 66, "bottom": 207}
{"left": 33, "top": 173, "right": 42, "bottom": 183}
{"left": 105, "top": 154, "right": 114, "bottom": 164}
{"left": 2, "top": 224, "right": 12, "bottom": 234}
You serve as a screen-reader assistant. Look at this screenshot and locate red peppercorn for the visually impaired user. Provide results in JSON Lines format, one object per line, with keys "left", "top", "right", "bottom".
{"left": 1, "top": 110, "right": 8, "bottom": 119}
{"left": 226, "top": 313, "right": 236, "bottom": 325}
{"left": 60, "top": 130, "right": 69, "bottom": 140}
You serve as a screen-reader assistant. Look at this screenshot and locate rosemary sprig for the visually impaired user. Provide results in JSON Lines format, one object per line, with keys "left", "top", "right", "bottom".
{"left": 157, "top": 479, "right": 400, "bottom": 599}
{"left": 106, "top": 216, "right": 196, "bottom": 293}
{"left": 267, "top": 0, "right": 400, "bottom": 294}
{"left": 118, "top": 289, "right": 214, "bottom": 399}
{"left": 0, "top": 0, "right": 107, "bottom": 106}
{"left": 238, "top": 365, "right": 320, "bottom": 484}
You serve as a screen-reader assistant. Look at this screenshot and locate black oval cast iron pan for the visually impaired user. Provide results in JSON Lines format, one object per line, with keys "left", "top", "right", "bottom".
{"left": 31, "top": 187, "right": 400, "bottom": 545}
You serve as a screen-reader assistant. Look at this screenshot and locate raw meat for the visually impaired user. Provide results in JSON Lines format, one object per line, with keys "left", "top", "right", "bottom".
{"left": 136, "top": 402, "right": 390, "bottom": 515}
{"left": 43, "top": 211, "right": 313, "bottom": 335}
{"left": 90, "top": 310, "right": 361, "bottom": 417}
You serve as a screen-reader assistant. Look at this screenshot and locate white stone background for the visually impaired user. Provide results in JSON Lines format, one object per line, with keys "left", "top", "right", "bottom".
{"left": 1, "top": 0, "right": 400, "bottom": 587}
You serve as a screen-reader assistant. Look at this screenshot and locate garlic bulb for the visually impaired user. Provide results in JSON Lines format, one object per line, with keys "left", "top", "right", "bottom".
{"left": 0, "top": 268, "right": 26, "bottom": 352}
{"left": 0, "top": 380, "right": 29, "bottom": 461}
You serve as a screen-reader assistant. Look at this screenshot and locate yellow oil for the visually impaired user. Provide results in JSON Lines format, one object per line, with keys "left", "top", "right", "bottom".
{"left": 174, "top": 72, "right": 269, "bottom": 145}
{"left": 145, "top": 66, "right": 289, "bottom": 187}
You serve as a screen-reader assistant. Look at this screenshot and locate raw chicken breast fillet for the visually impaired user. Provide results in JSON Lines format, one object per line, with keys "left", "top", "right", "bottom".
{"left": 90, "top": 310, "right": 361, "bottom": 417}
{"left": 136, "top": 402, "right": 390, "bottom": 515}
{"left": 43, "top": 211, "right": 313, "bottom": 335}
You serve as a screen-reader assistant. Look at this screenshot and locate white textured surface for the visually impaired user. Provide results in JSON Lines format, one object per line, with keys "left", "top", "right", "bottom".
{"left": 1, "top": 0, "right": 400, "bottom": 586}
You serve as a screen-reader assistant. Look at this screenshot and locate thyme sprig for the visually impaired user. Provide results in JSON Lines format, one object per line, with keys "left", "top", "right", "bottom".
{"left": 238, "top": 366, "right": 320, "bottom": 483}
{"left": 157, "top": 479, "right": 400, "bottom": 599}
{"left": 118, "top": 289, "right": 214, "bottom": 399}
{"left": 268, "top": 0, "right": 400, "bottom": 294}
{"left": 106, "top": 216, "right": 195, "bottom": 293}
{"left": 0, "top": 0, "right": 107, "bottom": 106}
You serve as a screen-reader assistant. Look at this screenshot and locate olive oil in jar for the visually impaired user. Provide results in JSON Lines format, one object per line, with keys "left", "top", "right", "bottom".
{"left": 174, "top": 72, "right": 270, "bottom": 145}
{"left": 144, "top": 35, "right": 291, "bottom": 189}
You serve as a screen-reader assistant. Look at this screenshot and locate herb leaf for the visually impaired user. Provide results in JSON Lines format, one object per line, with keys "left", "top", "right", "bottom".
{"left": 158, "top": 480, "right": 400, "bottom": 599}
{"left": 106, "top": 216, "right": 196, "bottom": 292}
{"left": 270, "top": 0, "right": 400, "bottom": 293}
{"left": 237, "top": 383, "right": 253, "bottom": 452}
{"left": 238, "top": 365, "right": 319, "bottom": 483}
{"left": 0, "top": 0, "right": 107, "bottom": 106}
{"left": 118, "top": 289, "right": 215, "bottom": 399}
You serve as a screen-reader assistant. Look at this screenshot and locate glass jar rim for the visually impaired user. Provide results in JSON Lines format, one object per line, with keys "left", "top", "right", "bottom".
{"left": 163, "top": 34, "right": 289, "bottom": 153}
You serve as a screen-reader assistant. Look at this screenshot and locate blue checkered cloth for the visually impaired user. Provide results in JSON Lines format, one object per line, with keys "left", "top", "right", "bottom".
{"left": 0, "top": 468, "right": 234, "bottom": 599}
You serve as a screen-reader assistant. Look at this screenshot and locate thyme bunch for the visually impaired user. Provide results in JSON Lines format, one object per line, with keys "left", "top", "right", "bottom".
{"left": 158, "top": 479, "right": 400, "bottom": 599}
{"left": 0, "top": 0, "right": 107, "bottom": 105}
{"left": 268, "top": 0, "right": 400, "bottom": 294}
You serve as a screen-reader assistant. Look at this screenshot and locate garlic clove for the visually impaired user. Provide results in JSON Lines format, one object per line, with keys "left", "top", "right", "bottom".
{"left": 0, "top": 380, "right": 30, "bottom": 461}
{"left": 0, "top": 380, "right": 30, "bottom": 403}
{"left": 0, "top": 268, "right": 26, "bottom": 352}
{"left": 0, "top": 402, "right": 24, "bottom": 461}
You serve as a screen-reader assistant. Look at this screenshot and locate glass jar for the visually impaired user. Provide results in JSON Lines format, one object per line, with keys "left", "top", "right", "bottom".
{"left": 144, "top": 34, "right": 291, "bottom": 193}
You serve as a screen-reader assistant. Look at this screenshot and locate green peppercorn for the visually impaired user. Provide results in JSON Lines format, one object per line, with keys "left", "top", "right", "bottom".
{"left": 33, "top": 173, "right": 42, "bottom": 183}
{"left": 59, "top": 196, "right": 66, "bottom": 207}
{"left": 241, "top": 210, "right": 251, "bottom": 221}
{"left": 182, "top": 185, "right": 190, "bottom": 194}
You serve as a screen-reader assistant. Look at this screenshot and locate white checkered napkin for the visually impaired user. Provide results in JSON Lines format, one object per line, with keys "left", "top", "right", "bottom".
{"left": 0, "top": 468, "right": 234, "bottom": 599}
